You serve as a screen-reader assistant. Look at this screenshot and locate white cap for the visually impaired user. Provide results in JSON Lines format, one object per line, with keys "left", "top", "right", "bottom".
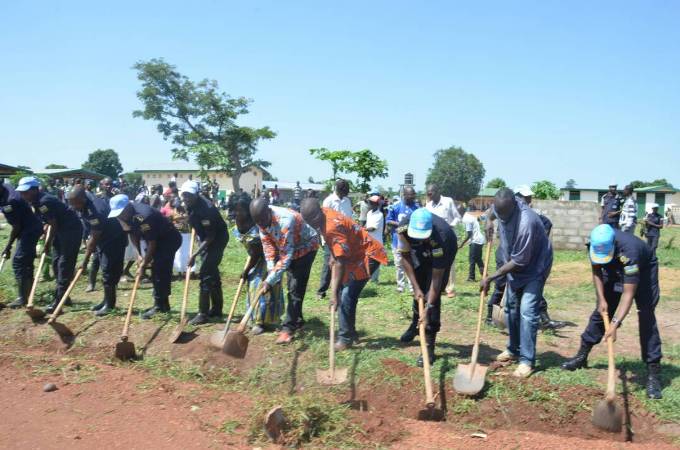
{"left": 16, "top": 176, "right": 40, "bottom": 192}
{"left": 649, "top": 203, "right": 659, "bottom": 209}
{"left": 514, "top": 185, "right": 534, "bottom": 197}
{"left": 180, "top": 180, "right": 200, "bottom": 195}
{"left": 608, "top": 181, "right": 618, "bottom": 187}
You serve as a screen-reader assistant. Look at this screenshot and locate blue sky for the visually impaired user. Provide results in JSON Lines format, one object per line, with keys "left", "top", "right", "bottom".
{"left": 1, "top": 1, "right": 678, "bottom": 191}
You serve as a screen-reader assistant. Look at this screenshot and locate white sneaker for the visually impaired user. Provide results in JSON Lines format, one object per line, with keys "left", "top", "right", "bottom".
{"left": 397, "top": 286, "right": 404, "bottom": 293}
{"left": 496, "top": 350, "right": 518, "bottom": 363}
{"left": 513, "top": 363, "right": 533, "bottom": 378}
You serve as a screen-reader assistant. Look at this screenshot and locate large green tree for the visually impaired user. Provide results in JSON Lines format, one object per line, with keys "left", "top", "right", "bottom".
{"left": 531, "top": 180, "right": 560, "bottom": 199}
{"left": 485, "top": 177, "right": 507, "bottom": 189}
{"left": 346, "top": 149, "right": 388, "bottom": 193}
{"left": 133, "top": 58, "right": 275, "bottom": 191}
{"left": 45, "top": 163, "right": 68, "bottom": 169}
{"left": 309, "top": 148, "right": 353, "bottom": 180}
{"left": 426, "top": 146, "right": 485, "bottom": 201}
{"left": 82, "top": 149, "right": 123, "bottom": 178}
{"left": 630, "top": 178, "right": 674, "bottom": 189}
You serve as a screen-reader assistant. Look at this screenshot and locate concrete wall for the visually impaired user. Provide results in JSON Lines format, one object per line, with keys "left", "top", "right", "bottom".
{"left": 533, "top": 199, "right": 600, "bottom": 250}
{"left": 138, "top": 168, "right": 263, "bottom": 195}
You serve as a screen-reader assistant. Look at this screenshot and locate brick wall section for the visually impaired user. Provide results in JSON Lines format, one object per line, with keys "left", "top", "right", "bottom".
{"left": 533, "top": 199, "right": 600, "bottom": 250}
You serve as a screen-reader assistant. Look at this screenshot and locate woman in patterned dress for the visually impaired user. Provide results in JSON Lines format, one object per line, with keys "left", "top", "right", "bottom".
{"left": 232, "top": 194, "right": 284, "bottom": 334}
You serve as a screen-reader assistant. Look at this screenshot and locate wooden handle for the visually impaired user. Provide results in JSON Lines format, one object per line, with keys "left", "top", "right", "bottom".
{"left": 27, "top": 225, "right": 52, "bottom": 308}
{"left": 0, "top": 257, "right": 6, "bottom": 273}
{"left": 329, "top": 303, "right": 336, "bottom": 375}
{"left": 417, "top": 295, "right": 435, "bottom": 407}
{"left": 222, "top": 256, "right": 253, "bottom": 334}
{"left": 601, "top": 311, "right": 617, "bottom": 401}
{"left": 236, "top": 285, "right": 267, "bottom": 332}
{"left": 470, "top": 239, "right": 494, "bottom": 369}
{"left": 178, "top": 228, "right": 196, "bottom": 322}
{"left": 47, "top": 267, "right": 83, "bottom": 323}
{"left": 121, "top": 271, "right": 143, "bottom": 339}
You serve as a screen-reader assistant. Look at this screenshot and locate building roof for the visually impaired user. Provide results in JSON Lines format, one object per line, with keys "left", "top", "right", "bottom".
{"left": 475, "top": 187, "right": 500, "bottom": 197}
{"left": 0, "top": 163, "right": 21, "bottom": 175}
{"left": 35, "top": 168, "right": 107, "bottom": 180}
{"left": 133, "top": 161, "right": 262, "bottom": 174}
{"left": 561, "top": 184, "right": 678, "bottom": 193}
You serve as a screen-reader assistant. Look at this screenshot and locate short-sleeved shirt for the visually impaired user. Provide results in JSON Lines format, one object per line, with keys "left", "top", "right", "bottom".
{"left": 123, "top": 202, "right": 179, "bottom": 243}
{"left": 365, "top": 208, "right": 384, "bottom": 244}
{"left": 186, "top": 195, "right": 228, "bottom": 245}
{"left": 496, "top": 199, "right": 553, "bottom": 289}
{"left": 645, "top": 212, "right": 662, "bottom": 237}
{"left": 462, "top": 212, "right": 486, "bottom": 245}
{"left": 322, "top": 193, "right": 353, "bottom": 218}
{"left": 426, "top": 195, "right": 461, "bottom": 226}
{"left": 359, "top": 201, "right": 370, "bottom": 222}
{"left": 601, "top": 193, "right": 623, "bottom": 227}
{"left": 0, "top": 184, "right": 42, "bottom": 235}
{"left": 81, "top": 196, "right": 126, "bottom": 249}
{"left": 34, "top": 192, "right": 81, "bottom": 231}
{"left": 321, "top": 208, "right": 387, "bottom": 283}
{"left": 387, "top": 201, "right": 420, "bottom": 248}
{"left": 595, "top": 230, "right": 652, "bottom": 286}
{"left": 619, "top": 196, "right": 637, "bottom": 231}
{"left": 539, "top": 214, "right": 553, "bottom": 236}
{"left": 397, "top": 213, "right": 457, "bottom": 270}
{"left": 258, "top": 206, "right": 320, "bottom": 286}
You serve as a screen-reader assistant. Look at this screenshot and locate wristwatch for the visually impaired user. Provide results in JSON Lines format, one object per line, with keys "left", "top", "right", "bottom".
{"left": 611, "top": 317, "right": 620, "bottom": 327}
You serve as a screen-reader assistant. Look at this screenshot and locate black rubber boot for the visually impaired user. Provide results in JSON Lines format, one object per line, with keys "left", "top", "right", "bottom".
{"left": 560, "top": 341, "right": 592, "bottom": 371}
{"left": 9, "top": 278, "right": 31, "bottom": 309}
{"left": 646, "top": 363, "right": 662, "bottom": 399}
{"left": 208, "top": 285, "right": 224, "bottom": 318}
{"left": 189, "top": 291, "right": 210, "bottom": 325}
{"left": 539, "top": 311, "right": 560, "bottom": 330}
{"left": 142, "top": 296, "right": 169, "bottom": 320}
{"left": 417, "top": 334, "right": 436, "bottom": 368}
{"left": 95, "top": 285, "right": 116, "bottom": 316}
{"left": 485, "top": 305, "right": 494, "bottom": 326}
{"left": 400, "top": 316, "right": 419, "bottom": 343}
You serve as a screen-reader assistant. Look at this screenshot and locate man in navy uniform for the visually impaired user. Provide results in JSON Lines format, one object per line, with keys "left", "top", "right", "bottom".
{"left": 18, "top": 176, "right": 83, "bottom": 313}
{"left": 600, "top": 182, "right": 622, "bottom": 229}
{"left": 561, "top": 224, "right": 663, "bottom": 399}
{"left": 180, "top": 180, "right": 229, "bottom": 325}
{"left": 644, "top": 203, "right": 663, "bottom": 257}
{"left": 397, "top": 208, "right": 458, "bottom": 367}
{"left": 109, "top": 194, "right": 181, "bottom": 319}
{"left": 0, "top": 179, "right": 43, "bottom": 308}
{"left": 68, "top": 186, "right": 127, "bottom": 316}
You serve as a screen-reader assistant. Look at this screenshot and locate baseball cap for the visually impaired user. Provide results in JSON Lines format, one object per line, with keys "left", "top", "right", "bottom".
{"left": 649, "top": 203, "right": 659, "bottom": 209}
{"left": 180, "top": 180, "right": 200, "bottom": 195}
{"left": 408, "top": 208, "right": 433, "bottom": 240}
{"left": 589, "top": 224, "right": 615, "bottom": 264}
{"left": 514, "top": 185, "right": 534, "bottom": 197}
{"left": 608, "top": 181, "right": 618, "bottom": 187}
{"left": 108, "top": 194, "right": 130, "bottom": 218}
{"left": 369, "top": 195, "right": 381, "bottom": 203}
{"left": 15, "top": 176, "right": 40, "bottom": 192}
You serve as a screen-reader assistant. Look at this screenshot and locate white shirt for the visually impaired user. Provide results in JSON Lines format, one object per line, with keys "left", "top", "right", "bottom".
{"left": 365, "top": 208, "right": 384, "bottom": 244}
{"left": 463, "top": 212, "right": 486, "bottom": 245}
{"left": 426, "top": 195, "right": 461, "bottom": 226}
{"left": 322, "top": 192, "right": 353, "bottom": 218}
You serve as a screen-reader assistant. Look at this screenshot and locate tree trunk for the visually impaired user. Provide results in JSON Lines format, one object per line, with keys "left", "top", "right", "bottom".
{"left": 231, "top": 167, "right": 242, "bottom": 193}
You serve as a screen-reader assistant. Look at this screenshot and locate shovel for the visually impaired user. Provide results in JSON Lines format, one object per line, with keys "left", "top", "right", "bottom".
{"left": 209, "top": 257, "right": 252, "bottom": 349}
{"left": 415, "top": 295, "right": 445, "bottom": 421}
{"left": 115, "top": 271, "right": 143, "bottom": 361}
{"left": 222, "top": 285, "right": 266, "bottom": 358}
{"left": 169, "top": 228, "right": 195, "bottom": 344}
{"left": 25, "top": 225, "right": 52, "bottom": 320}
{"left": 453, "top": 239, "right": 493, "bottom": 396}
{"left": 316, "top": 303, "right": 348, "bottom": 385}
{"left": 492, "top": 286, "right": 507, "bottom": 330}
{"left": 592, "top": 312, "right": 623, "bottom": 432}
{"left": 46, "top": 267, "right": 84, "bottom": 339}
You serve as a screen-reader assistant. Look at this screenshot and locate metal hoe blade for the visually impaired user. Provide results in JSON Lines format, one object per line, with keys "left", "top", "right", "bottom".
{"left": 316, "top": 367, "right": 348, "bottom": 385}
{"left": 25, "top": 307, "right": 46, "bottom": 321}
{"left": 169, "top": 318, "right": 188, "bottom": 344}
{"left": 592, "top": 399, "right": 623, "bottom": 432}
{"left": 222, "top": 330, "right": 249, "bottom": 358}
{"left": 115, "top": 338, "right": 136, "bottom": 361}
{"left": 417, "top": 405, "right": 446, "bottom": 422}
{"left": 48, "top": 321, "right": 74, "bottom": 343}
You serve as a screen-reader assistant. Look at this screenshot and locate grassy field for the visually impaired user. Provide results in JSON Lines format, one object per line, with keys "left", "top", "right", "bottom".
{"left": 1, "top": 223, "right": 679, "bottom": 447}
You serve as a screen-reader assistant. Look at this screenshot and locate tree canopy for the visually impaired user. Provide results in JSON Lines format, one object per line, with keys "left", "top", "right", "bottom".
{"left": 82, "top": 149, "right": 123, "bottom": 178}
{"left": 426, "top": 146, "right": 485, "bottom": 201}
{"left": 485, "top": 177, "right": 507, "bottom": 189}
{"left": 309, "top": 148, "right": 388, "bottom": 192}
{"left": 133, "top": 58, "right": 275, "bottom": 191}
{"left": 309, "top": 148, "right": 353, "bottom": 180}
{"left": 45, "top": 164, "right": 68, "bottom": 169}
{"left": 565, "top": 178, "right": 576, "bottom": 189}
{"left": 531, "top": 180, "right": 560, "bottom": 200}
{"left": 630, "top": 178, "right": 674, "bottom": 189}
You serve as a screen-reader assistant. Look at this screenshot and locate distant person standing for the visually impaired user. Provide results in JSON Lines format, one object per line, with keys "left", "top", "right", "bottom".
{"left": 386, "top": 187, "right": 420, "bottom": 293}
{"left": 458, "top": 205, "right": 486, "bottom": 281}
{"left": 425, "top": 183, "right": 461, "bottom": 297}
{"left": 293, "top": 181, "right": 302, "bottom": 206}
{"left": 644, "top": 204, "right": 663, "bottom": 257}
{"left": 365, "top": 194, "right": 385, "bottom": 282}
{"left": 600, "top": 182, "right": 622, "bottom": 228}
{"left": 619, "top": 184, "right": 637, "bottom": 233}
{"left": 358, "top": 194, "right": 370, "bottom": 226}
{"left": 317, "top": 179, "right": 353, "bottom": 299}
{"left": 271, "top": 184, "right": 280, "bottom": 205}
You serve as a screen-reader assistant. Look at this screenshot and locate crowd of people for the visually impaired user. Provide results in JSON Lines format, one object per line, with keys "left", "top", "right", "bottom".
{"left": 0, "top": 174, "right": 668, "bottom": 400}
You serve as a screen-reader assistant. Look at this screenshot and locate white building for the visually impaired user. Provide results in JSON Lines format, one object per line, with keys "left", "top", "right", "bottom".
{"left": 560, "top": 184, "right": 679, "bottom": 217}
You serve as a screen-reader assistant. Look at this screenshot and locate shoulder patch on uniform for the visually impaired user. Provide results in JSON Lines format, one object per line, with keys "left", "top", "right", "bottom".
{"left": 39, "top": 205, "right": 49, "bottom": 213}
{"left": 624, "top": 264, "right": 639, "bottom": 275}
{"left": 140, "top": 223, "right": 151, "bottom": 232}
{"left": 89, "top": 218, "right": 100, "bottom": 225}
{"left": 3, "top": 205, "right": 12, "bottom": 213}
{"left": 134, "top": 215, "right": 144, "bottom": 223}
{"left": 432, "top": 248, "right": 444, "bottom": 258}
{"left": 201, "top": 219, "right": 211, "bottom": 226}
{"left": 619, "top": 255, "right": 629, "bottom": 264}
{"left": 397, "top": 225, "right": 408, "bottom": 233}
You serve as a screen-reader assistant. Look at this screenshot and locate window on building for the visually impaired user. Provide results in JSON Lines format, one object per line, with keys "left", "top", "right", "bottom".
{"left": 569, "top": 191, "right": 580, "bottom": 201}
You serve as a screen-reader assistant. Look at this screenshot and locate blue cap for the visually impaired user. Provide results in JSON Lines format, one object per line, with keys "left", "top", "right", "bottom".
{"left": 15, "top": 176, "right": 40, "bottom": 192}
{"left": 408, "top": 208, "right": 433, "bottom": 240}
{"left": 108, "top": 194, "right": 130, "bottom": 218}
{"left": 589, "top": 224, "right": 615, "bottom": 264}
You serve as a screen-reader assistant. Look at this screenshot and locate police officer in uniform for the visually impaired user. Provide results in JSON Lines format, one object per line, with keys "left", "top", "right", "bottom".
{"left": 179, "top": 180, "right": 229, "bottom": 325}
{"left": 109, "top": 194, "right": 182, "bottom": 319}
{"left": 18, "top": 176, "right": 83, "bottom": 313}
{"left": 0, "top": 179, "right": 43, "bottom": 308}
{"left": 397, "top": 208, "right": 457, "bottom": 367}
{"left": 561, "top": 224, "right": 663, "bottom": 399}
{"left": 68, "top": 186, "right": 127, "bottom": 316}
{"left": 84, "top": 177, "right": 116, "bottom": 292}
{"left": 600, "top": 183, "right": 623, "bottom": 228}
{"left": 644, "top": 204, "right": 663, "bottom": 257}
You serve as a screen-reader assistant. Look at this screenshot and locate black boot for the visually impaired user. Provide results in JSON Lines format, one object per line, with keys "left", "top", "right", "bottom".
{"left": 417, "top": 334, "right": 437, "bottom": 368}
{"left": 646, "top": 363, "right": 662, "bottom": 399}
{"left": 9, "top": 278, "right": 31, "bottom": 309}
{"left": 400, "top": 320, "right": 418, "bottom": 343}
{"left": 142, "top": 296, "right": 169, "bottom": 320}
{"left": 189, "top": 291, "right": 210, "bottom": 325}
{"left": 95, "top": 285, "right": 116, "bottom": 316}
{"left": 560, "top": 341, "right": 592, "bottom": 371}
{"left": 539, "top": 311, "right": 560, "bottom": 330}
{"left": 208, "top": 285, "right": 224, "bottom": 318}
{"left": 485, "top": 305, "right": 494, "bottom": 326}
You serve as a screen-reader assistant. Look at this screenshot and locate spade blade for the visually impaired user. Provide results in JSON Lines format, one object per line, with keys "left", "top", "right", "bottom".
{"left": 222, "top": 330, "right": 249, "bottom": 358}
{"left": 115, "top": 340, "right": 136, "bottom": 361}
{"left": 453, "top": 363, "right": 488, "bottom": 396}
{"left": 592, "top": 399, "right": 623, "bottom": 433}
{"left": 316, "top": 367, "right": 348, "bottom": 385}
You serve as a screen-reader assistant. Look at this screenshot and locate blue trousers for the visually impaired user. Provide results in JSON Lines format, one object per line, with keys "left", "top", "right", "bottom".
{"left": 505, "top": 278, "right": 546, "bottom": 366}
{"left": 337, "top": 259, "right": 381, "bottom": 344}
{"left": 13, "top": 229, "right": 41, "bottom": 282}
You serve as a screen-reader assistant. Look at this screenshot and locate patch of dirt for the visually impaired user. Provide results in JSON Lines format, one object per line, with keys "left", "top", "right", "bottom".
{"left": 660, "top": 267, "right": 680, "bottom": 293}
{"left": 546, "top": 260, "right": 591, "bottom": 288}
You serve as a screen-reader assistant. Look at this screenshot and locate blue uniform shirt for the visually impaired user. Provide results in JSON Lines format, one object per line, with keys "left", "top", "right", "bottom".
{"left": 186, "top": 195, "right": 229, "bottom": 245}
{"left": 601, "top": 193, "right": 623, "bottom": 227}
{"left": 0, "top": 184, "right": 42, "bottom": 235}
{"left": 34, "top": 192, "right": 81, "bottom": 230}
{"left": 397, "top": 214, "right": 457, "bottom": 270}
{"left": 124, "top": 202, "right": 178, "bottom": 243}
{"left": 645, "top": 212, "right": 662, "bottom": 238}
{"left": 82, "top": 196, "right": 126, "bottom": 249}
{"left": 596, "top": 230, "right": 652, "bottom": 286}
{"left": 387, "top": 200, "right": 420, "bottom": 248}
